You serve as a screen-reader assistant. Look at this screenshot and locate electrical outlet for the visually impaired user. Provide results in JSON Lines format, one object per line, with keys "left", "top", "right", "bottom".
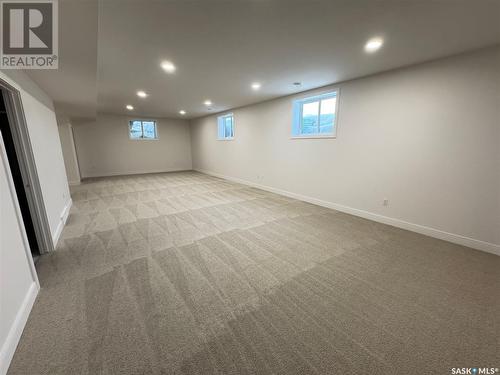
{"left": 383, "top": 198, "right": 389, "bottom": 206}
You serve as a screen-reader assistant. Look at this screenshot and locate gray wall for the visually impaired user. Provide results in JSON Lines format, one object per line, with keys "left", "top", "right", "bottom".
{"left": 190, "top": 46, "right": 500, "bottom": 254}
{"left": 73, "top": 114, "right": 192, "bottom": 178}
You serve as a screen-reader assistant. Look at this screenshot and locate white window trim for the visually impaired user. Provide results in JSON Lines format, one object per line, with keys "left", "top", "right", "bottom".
{"left": 291, "top": 88, "right": 340, "bottom": 139}
{"left": 217, "top": 113, "right": 235, "bottom": 141}
{"left": 128, "top": 119, "right": 159, "bottom": 140}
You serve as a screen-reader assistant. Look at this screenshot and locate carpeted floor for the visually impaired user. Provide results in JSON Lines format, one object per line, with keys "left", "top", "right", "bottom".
{"left": 8, "top": 171, "right": 500, "bottom": 375}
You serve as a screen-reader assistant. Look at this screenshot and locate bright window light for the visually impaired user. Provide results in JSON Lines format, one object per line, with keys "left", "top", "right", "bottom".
{"left": 217, "top": 113, "right": 234, "bottom": 140}
{"left": 129, "top": 120, "right": 158, "bottom": 140}
{"left": 292, "top": 91, "right": 339, "bottom": 138}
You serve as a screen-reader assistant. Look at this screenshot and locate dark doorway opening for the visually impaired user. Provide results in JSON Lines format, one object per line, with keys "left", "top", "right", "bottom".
{"left": 0, "top": 90, "right": 40, "bottom": 258}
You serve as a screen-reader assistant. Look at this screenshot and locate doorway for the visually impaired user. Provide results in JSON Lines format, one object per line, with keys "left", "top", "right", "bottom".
{"left": 0, "top": 94, "right": 39, "bottom": 257}
{"left": 0, "top": 79, "right": 54, "bottom": 257}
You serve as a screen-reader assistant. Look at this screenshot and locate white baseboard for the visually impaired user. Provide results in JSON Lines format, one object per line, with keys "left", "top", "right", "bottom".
{"left": 196, "top": 168, "right": 500, "bottom": 257}
{"left": 82, "top": 168, "right": 192, "bottom": 179}
{"left": 52, "top": 198, "right": 72, "bottom": 246}
{"left": 68, "top": 180, "right": 81, "bottom": 186}
{"left": 0, "top": 282, "right": 39, "bottom": 375}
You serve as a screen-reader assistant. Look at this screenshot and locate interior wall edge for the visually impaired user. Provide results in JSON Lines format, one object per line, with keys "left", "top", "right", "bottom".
{"left": 0, "top": 71, "right": 72, "bottom": 248}
{"left": 52, "top": 198, "right": 72, "bottom": 247}
{"left": 0, "top": 70, "right": 54, "bottom": 112}
{"left": 195, "top": 168, "right": 500, "bottom": 256}
{"left": 0, "top": 282, "right": 38, "bottom": 375}
{"left": 80, "top": 168, "right": 194, "bottom": 180}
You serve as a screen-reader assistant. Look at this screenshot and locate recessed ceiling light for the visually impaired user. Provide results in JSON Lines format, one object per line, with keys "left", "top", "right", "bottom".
{"left": 364, "top": 37, "right": 383, "bottom": 53}
{"left": 251, "top": 82, "right": 261, "bottom": 90}
{"left": 126, "top": 104, "right": 134, "bottom": 110}
{"left": 204, "top": 100, "right": 212, "bottom": 106}
{"left": 161, "top": 60, "right": 176, "bottom": 73}
{"left": 179, "top": 110, "right": 186, "bottom": 115}
{"left": 137, "top": 90, "right": 147, "bottom": 98}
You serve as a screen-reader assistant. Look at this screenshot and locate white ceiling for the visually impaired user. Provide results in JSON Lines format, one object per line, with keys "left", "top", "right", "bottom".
{"left": 25, "top": 0, "right": 500, "bottom": 120}
{"left": 26, "top": 0, "right": 98, "bottom": 119}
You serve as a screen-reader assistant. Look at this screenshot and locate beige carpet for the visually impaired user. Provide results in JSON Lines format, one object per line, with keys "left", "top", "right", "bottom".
{"left": 8, "top": 171, "right": 500, "bottom": 375}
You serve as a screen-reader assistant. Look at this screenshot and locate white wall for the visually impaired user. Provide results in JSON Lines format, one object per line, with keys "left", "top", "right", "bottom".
{"left": 73, "top": 113, "right": 192, "bottom": 178}
{"left": 57, "top": 116, "right": 81, "bottom": 185}
{"left": 0, "top": 71, "right": 71, "bottom": 246}
{"left": 0, "top": 135, "right": 39, "bottom": 375}
{"left": 0, "top": 69, "right": 69, "bottom": 373}
{"left": 190, "top": 46, "right": 500, "bottom": 255}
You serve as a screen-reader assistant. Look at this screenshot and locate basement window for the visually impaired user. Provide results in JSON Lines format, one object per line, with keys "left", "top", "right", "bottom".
{"left": 129, "top": 120, "right": 158, "bottom": 140}
{"left": 292, "top": 90, "right": 339, "bottom": 138}
{"left": 217, "top": 113, "right": 234, "bottom": 140}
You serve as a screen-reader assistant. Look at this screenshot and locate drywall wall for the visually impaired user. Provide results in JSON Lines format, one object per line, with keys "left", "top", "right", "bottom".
{"left": 0, "top": 134, "right": 39, "bottom": 375}
{"left": 57, "top": 116, "right": 81, "bottom": 185}
{"left": 73, "top": 114, "right": 192, "bottom": 178}
{"left": 0, "top": 70, "right": 69, "bottom": 373}
{"left": 190, "top": 46, "right": 500, "bottom": 254}
{"left": 0, "top": 70, "right": 71, "bottom": 246}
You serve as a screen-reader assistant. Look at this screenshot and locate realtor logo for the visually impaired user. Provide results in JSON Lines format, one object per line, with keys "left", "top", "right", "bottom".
{"left": 1, "top": 0, "right": 58, "bottom": 68}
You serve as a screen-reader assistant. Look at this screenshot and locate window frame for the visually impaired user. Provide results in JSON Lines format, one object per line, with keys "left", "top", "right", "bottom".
{"left": 291, "top": 89, "right": 340, "bottom": 139}
{"left": 217, "top": 113, "right": 235, "bottom": 141}
{"left": 128, "top": 119, "right": 159, "bottom": 140}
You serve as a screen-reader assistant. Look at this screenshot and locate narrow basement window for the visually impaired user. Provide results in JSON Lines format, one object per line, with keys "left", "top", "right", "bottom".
{"left": 129, "top": 120, "right": 158, "bottom": 140}
{"left": 292, "top": 90, "right": 339, "bottom": 138}
{"left": 217, "top": 113, "right": 234, "bottom": 140}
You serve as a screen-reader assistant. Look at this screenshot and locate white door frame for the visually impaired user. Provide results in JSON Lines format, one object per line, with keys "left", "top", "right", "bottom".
{"left": 0, "top": 131, "right": 39, "bottom": 284}
{"left": 0, "top": 131, "right": 40, "bottom": 375}
{"left": 0, "top": 78, "right": 54, "bottom": 254}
